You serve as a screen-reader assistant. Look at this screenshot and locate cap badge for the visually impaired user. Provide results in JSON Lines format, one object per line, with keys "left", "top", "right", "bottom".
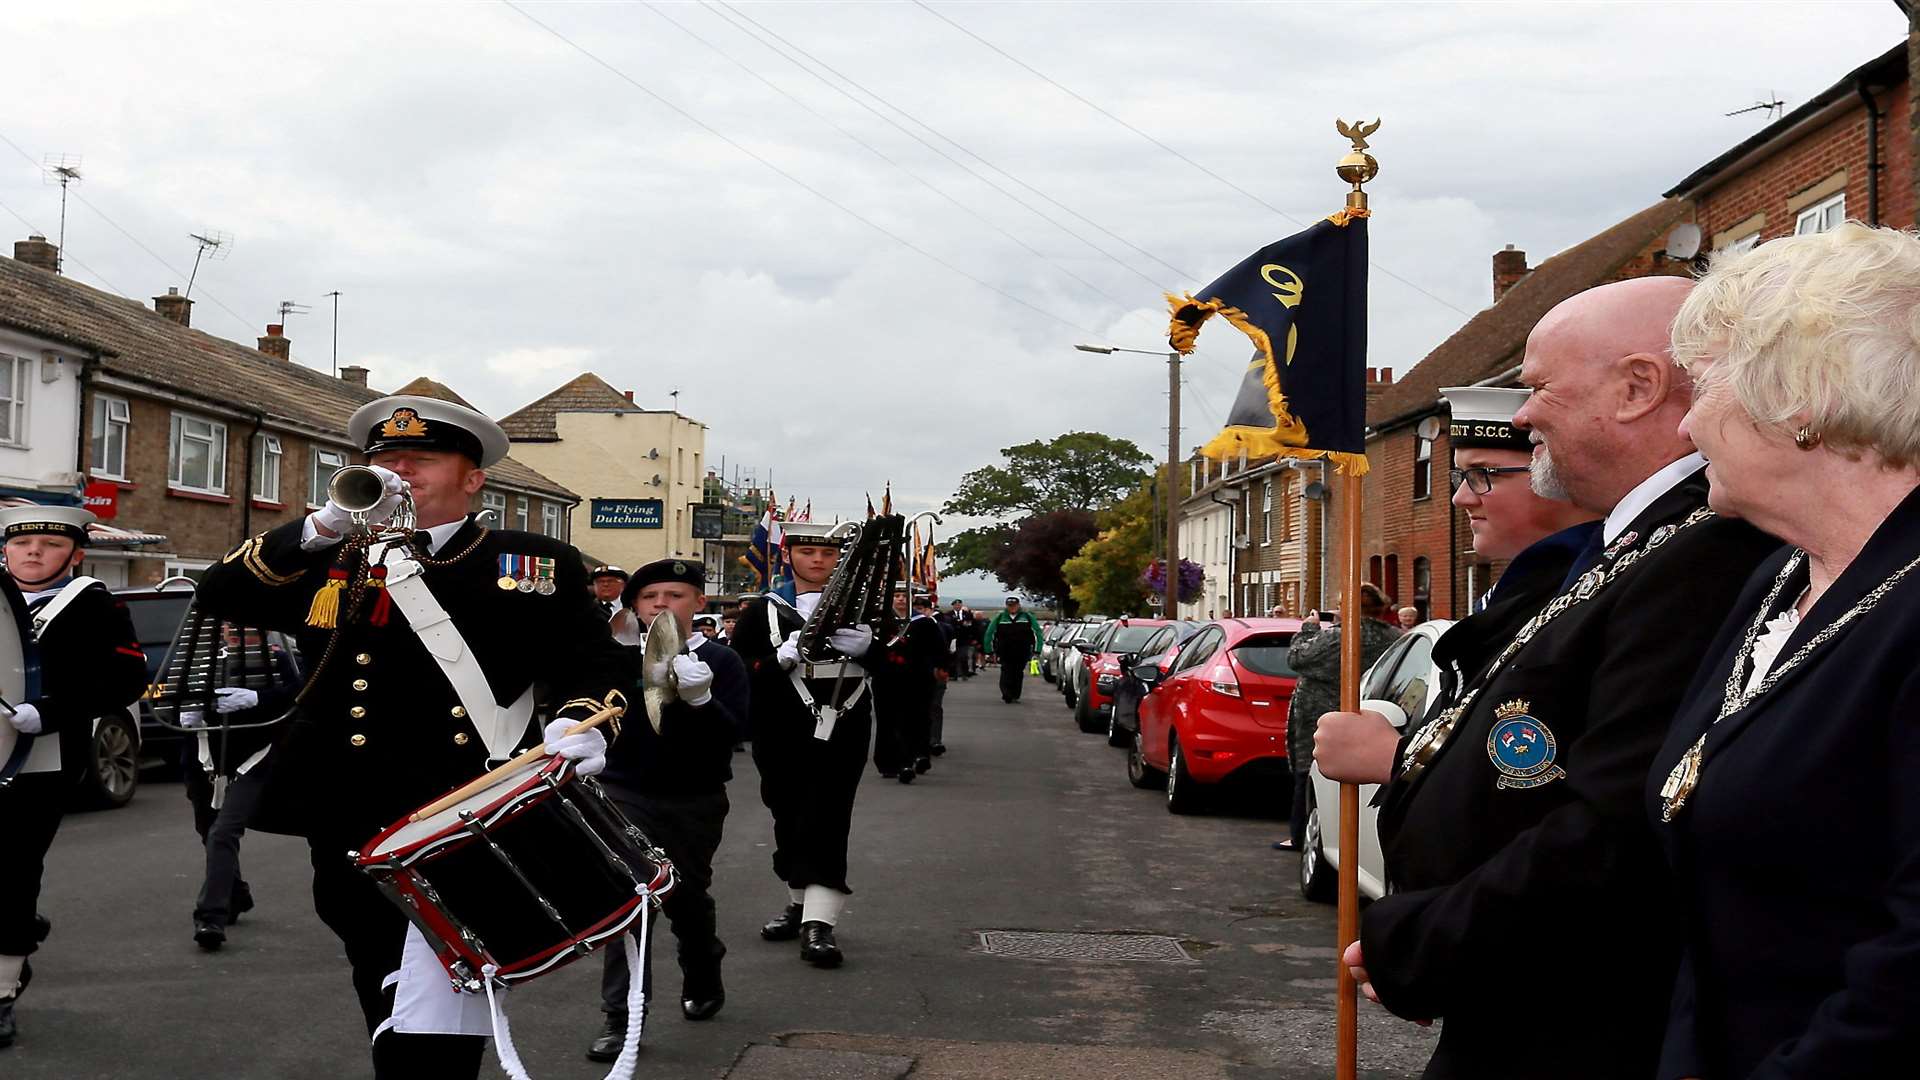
{"left": 672, "top": 561, "right": 687, "bottom": 575}
{"left": 379, "top": 408, "right": 430, "bottom": 438}
{"left": 1487, "top": 699, "right": 1566, "bottom": 790}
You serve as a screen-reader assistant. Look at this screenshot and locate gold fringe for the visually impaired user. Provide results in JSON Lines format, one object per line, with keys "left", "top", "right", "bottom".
{"left": 1326, "top": 207, "right": 1371, "bottom": 226}
{"left": 1198, "top": 426, "right": 1371, "bottom": 475}
{"left": 306, "top": 576, "right": 345, "bottom": 629}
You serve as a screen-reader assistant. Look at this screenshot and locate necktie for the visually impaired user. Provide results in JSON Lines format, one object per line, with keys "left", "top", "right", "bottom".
{"left": 1557, "top": 523, "right": 1607, "bottom": 591}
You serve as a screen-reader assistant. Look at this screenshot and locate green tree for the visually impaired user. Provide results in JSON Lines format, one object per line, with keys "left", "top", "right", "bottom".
{"left": 995, "top": 510, "right": 1098, "bottom": 615}
{"left": 1062, "top": 483, "right": 1155, "bottom": 615}
{"left": 944, "top": 432, "right": 1153, "bottom": 519}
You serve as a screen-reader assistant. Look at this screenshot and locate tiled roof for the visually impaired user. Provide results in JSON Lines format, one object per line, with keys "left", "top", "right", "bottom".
{"left": 499, "top": 372, "right": 642, "bottom": 440}
{"left": 390, "top": 376, "right": 478, "bottom": 410}
{"left": 1367, "top": 198, "right": 1694, "bottom": 431}
{"left": 0, "top": 254, "right": 575, "bottom": 501}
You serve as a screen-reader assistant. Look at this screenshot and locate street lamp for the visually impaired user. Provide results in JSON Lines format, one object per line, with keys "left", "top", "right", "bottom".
{"left": 1074, "top": 342, "right": 1181, "bottom": 617}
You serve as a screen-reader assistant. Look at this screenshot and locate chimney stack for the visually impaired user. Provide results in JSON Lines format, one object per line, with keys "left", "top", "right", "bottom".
{"left": 154, "top": 287, "right": 193, "bottom": 327}
{"left": 14, "top": 234, "right": 59, "bottom": 273}
{"left": 623, "top": 390, "right": 635, "bottom": 402}
{"left": 1493, "top": 245, "right": 1530, "bottom": 303}
{"left": 339, "top": 364, "right": 369, "bottom": 387}
{"left": 1365, "top": 366, "right": 1394, "bottom": 403}
{"left": 257, "top": 323, "right": 291, "bottom": 360}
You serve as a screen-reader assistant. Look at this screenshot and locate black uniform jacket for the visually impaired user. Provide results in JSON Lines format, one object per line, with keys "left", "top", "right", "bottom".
{"left": 602, "top": 636, "right": 746, "bottom": 799}
{"left": 196, "top": 516, "right": 630, "bottom": 847}
{"left": 1364, "top": 467, "right": 1782, "bottom": 1079}
{"left": 1648, "top": 485, "right": 1920, "bottom": 1080}
{"left": 730, "top": 594, "right": 874, "bottom": 748}
{"left": 22, "top": 580, "right": 147, "bottom": 779}
{"left": 1424, "top": 520, "right": 1598, "bottom": 712}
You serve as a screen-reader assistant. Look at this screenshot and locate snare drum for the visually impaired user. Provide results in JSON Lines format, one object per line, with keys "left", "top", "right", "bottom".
{"left": 353, "top": 754, "right": 675, "bottom": 992}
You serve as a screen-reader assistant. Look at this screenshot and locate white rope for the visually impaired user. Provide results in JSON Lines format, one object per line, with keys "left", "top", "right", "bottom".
{"left": 602, "top": 895, "right": 652, "bottom": 1080}
{"left": 484, "top": 963, "right": 532, "bottom": 1080}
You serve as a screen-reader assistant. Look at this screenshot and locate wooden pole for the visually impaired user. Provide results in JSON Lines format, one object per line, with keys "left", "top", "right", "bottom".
{"left": 1335, "top": 467, "right": 1365, "bottom": 1079}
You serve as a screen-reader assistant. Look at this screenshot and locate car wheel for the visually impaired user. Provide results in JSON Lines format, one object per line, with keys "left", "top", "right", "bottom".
{"left": 1298, "top": 792, "right": 1337, "bottom": 903}
{"left": 1073, "top": 691, "right": 1101, "bottom": 733}
{"left": 1166, "top": 732, "right": 1204, "bottom": 814}
{"left": 1061, "top": 675, "right": 1077, "bottom": 708}
{"left": 75, "top": 710, "right": 140, "bottom": 810}
{"left": 1127, "top": 728, "right": 1164, "bottom": 789}
{"left": 1105, "top": 706, "right": 1129, "bottom": 748}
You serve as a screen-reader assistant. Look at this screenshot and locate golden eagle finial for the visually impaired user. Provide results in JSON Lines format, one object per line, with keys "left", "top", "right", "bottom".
{"left": 1336, "top": 118, "right": 1382, "bottom": 152}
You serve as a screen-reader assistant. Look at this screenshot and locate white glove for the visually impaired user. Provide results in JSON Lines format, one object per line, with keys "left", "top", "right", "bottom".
{"left": 214, "top": 687, "right": 259, "bottom": 714}
{"left": 543, "top": 717, "right": 608, "bottom": 777}
{"left": 311, "top": 464, "right": 409, "bottom": 535}
{"left": 830, "top": 624, "right": 875, "bottom": 658}
{"left": 5, "top": 702, "right": 41, "bottom": 735}
{"left": 776, "top": 631, "right": 802, "bottom": 671}
{"left": 672, "top": 654, "right": 715, "bottom": 706}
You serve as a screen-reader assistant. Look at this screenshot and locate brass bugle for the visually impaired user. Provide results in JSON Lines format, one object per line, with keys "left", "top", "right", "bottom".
{"left": 328, "top": 464, "right": 387, "bottom": 514}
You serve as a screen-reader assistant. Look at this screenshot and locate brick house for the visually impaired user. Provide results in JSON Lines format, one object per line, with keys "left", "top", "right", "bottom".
{"left": 1178, "top": 449, "right": 1327, "bottom": 619}
{"left": 0, "top": 236, "right": 578, "bottom": 587}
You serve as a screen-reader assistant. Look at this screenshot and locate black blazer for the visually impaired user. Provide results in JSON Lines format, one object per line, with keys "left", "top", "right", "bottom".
{"left": 197, "top": 516, "right": 631, "bottom": 845}
{"left": 23, "top": 581, "right": 147, "bottom": 779}
{"left": 1364, "top": 468, "right": 1782, "bottom": 1079}
{"left": 1648, "top": 484, "right": 1920, "bottom": 1079}
{"left": 601, "top": 636, "right": 747, "bottom": 798}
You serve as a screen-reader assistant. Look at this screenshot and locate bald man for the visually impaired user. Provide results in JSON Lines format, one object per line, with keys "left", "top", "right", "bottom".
{"left": 1341, "top": 278, "right": 1781, "bottom": 1079}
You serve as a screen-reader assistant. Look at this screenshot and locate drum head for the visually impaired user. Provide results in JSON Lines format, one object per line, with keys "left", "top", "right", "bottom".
{"left": 365, "top": 756, "right": 556, "bottom": 858}
{"left": 0, "top": 574, "right": 32, "bottom": 769}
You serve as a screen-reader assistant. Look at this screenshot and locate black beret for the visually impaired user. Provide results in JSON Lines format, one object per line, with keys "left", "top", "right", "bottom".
{"left": 621, "top": 557, "right": 706, "bottom": 607}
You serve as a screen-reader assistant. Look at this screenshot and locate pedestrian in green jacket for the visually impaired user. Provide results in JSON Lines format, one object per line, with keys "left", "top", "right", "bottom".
{"left": 981, "top": 597, "right": 1043, "bottom": 703}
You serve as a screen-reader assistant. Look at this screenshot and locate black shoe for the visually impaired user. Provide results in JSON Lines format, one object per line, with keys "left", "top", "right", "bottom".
{"left": 194, "top": 921, "right": 226, "bottom": 951}
{"left": 0, "top": 997, "right": 14, "bottom": 1050}
{"left": 897, "top": 768, "right": 914, "bottom": 784}
{"left": 31, "top": 915, "right": 49, "bottom": 943}
{"left": 585, "top": 1011, "right": 636, "bottom": 1062}
{"left": 760, "top": 903, "right": 804, "bottom": 941}
{"left": 930, "top": 744, "right": 946, "bottom": 756}
{"left": 680, "top": 970, "right": 724, "bottom": 1021}
{"left": 914, "top": 756, "right": 931, "bottom": 774}
{"left": 800, "top": 922, "right": 842, "bottom": 968}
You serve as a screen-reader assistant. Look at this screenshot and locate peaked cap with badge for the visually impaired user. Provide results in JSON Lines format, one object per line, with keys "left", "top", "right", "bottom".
{"left": 1440, "top": 386, "right": 1532, "bottom": 452}
{"left": 0, "top": 505, "right": 97, "bottom": 546}
{"left": 349, "top": 395, "right": 511, "bottom": 468}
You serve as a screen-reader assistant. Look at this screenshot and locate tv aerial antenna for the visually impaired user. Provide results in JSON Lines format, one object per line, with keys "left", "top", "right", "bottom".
{"left": 185, "top": 230, "right": 231, "bottom": 298}
{"left": 276, "top": 299, "right": 311, "bottom": 324}
{"left": 40, "top": 154, "right": 82, "bottom": 271}
{"left": 1725, "top": 93, "right": 1784, "bottom": 120}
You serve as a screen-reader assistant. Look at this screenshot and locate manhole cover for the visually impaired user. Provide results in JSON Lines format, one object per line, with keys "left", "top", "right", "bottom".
{"left": 978, "top": 930, "right": 1195, "bottom": 963}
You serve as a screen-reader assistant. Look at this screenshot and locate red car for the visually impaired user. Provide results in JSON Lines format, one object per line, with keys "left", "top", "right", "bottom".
{"left": 1128, "top": 618, "right": 1302, "bottom": 813}
{"left": 1073, "top": 618, "right": 1174, "bottom": 734}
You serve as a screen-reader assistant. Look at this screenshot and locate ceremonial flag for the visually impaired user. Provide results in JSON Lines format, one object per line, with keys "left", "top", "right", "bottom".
{"left": 1168, "top": 210, "right": 1370, "bottom": 473}
{"left": 798, "top": 500, "right": 812, "bottom": 523}
{"left": 921, "top": 533, "right": 939, "bottom": 593}
{"left": 865, "top": 495, "right": 876, "bottom": 520}
{"left": 739, "top": 489, "right": 786, "bottom": 589}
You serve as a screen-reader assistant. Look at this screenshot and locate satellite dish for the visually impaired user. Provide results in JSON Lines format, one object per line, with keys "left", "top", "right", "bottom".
{"left": 1302, "top": 481, "right": 1328, "bottom": 502}
{"left": 1416, "top": 416, "right": 1443, "bottom": 441}
{"left": 647, "top": 448, "right": 660, "bottom": 460}
{"left": 1666, "top": 223, "right": 1703, "bottom": 261}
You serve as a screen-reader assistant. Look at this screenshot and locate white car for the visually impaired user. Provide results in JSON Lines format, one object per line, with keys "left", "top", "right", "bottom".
{"left": 1056, "top": 621, "right": 1111, "bottom": 709}
{"left": 1299, "top": 619, "right": 1453, "bottom": 903}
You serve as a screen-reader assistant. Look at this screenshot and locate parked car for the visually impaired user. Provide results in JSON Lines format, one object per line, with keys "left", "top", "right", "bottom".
{"left": 1105, "top": 620, "right": 1205, "bottom": 747}
{"left": 1058, "top": 620, "right": 1112, "bottom": 710}
{"left": 1039, "top": 621, "right": 1080, "bottom": 683}
{"left": 1128, "top": 618, "right": 1303, "bottom": 813}
{"left": 1298, "top": 619, "right": 1453, "bottom": 903}
{"left": 1074, "top": 618, "right": 1177, "bottom": 733}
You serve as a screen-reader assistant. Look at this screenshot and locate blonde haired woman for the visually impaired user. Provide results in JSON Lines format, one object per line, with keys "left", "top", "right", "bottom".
{"left": 1650, "top": 223, "right": 1920, "bottom": 1078}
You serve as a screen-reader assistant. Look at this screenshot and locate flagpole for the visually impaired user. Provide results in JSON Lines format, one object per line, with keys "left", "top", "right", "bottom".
{"left": 1333, "top": 119, "right": 1380, "bottom": 1080}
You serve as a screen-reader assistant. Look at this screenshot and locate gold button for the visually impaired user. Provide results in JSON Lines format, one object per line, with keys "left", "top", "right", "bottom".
{"left": 349, "top": 706, "right": 367, "bottom": 719}
{"left": 451, "top": 706, "right": 467, "bottom": 718}
{"left": 352, "top": 679, "right": 369, "bottom": 692}
{"left": 355, "top": 652, "right": 372, "bottom": 666}
{"left": 349, "top": 734, "right": 367, "bottom": 747}
{"left": 453, "top": 732, "right": 470, "bottom": 746}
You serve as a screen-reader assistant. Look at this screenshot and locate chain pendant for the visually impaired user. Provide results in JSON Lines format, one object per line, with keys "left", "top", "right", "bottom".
{"left": 1659, "top": 735, "right": 1706, "bottom": 821}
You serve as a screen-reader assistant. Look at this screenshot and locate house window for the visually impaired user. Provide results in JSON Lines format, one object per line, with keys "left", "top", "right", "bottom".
{"left": 0, "top": 354, "right": 28, "bottom": 447}
{"left": 1279, "top": 475, "right": 1295, "bottom": 540}
{"left": 1413, "top": 434, "right": 1433, "bottom": 500}
{"left": 482, "top": 489, "right": 507, "bottom": 524}
{"left": 252, "top": 434, "right": 283, "bottom": 503}
{"left": 1384, "top": 554, "right": 1400, "bottom": 602}
{"left": 1262, "top": 480, "right": 1274, "bottom": 545}
{"left": 1795, "top": 192, "right": 1845, "bottom": 236}
{"left": 1413, "top": 556, "right": 1432, "bottom": 622}
{"left": 308, "top": 447, "right": 346, "bottom": 507}
{"left": 1724, "top": 231, "right": 1761, "bottom": 255}
{"left": 169, "top": 413, "right": 228, "bottom": 494}
{"left": 163, "top": 558, "right": 214, "bottom": 583}
{"left": 91, "top": 395, "right": 130, "bottom": 479}
{"left": 515, "top": 496, "right": 530, "bottom": 532}
{"left": 541, "top": 502, "right": 563, "bottom": 538}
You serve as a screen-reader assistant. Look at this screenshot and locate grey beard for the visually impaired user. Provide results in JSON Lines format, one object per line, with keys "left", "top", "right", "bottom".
{"left": 1530, "top": 444, "right": 1570, "bottom": 501}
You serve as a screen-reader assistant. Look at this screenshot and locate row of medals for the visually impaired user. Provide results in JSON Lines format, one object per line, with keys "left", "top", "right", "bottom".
{"left": 498, "top": 573, "right": 556, "bottom": 595}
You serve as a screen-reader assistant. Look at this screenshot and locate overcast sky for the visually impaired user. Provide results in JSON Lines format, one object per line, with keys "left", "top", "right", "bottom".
{"left": 2, "top": 1, "right": 1907, "bottom": 599}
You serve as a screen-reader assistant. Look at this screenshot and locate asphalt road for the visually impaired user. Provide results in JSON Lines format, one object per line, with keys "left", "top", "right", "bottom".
{"left": 11, "top": 671, "right": 1437, "bottom": 1079}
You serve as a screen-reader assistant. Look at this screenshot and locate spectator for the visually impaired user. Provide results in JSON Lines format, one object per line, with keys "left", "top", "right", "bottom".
{"left": 1277, "top": 583, "right": 1400, "bottom": 851}
{"left": 1396, "top": 606, "right": 1419, "bottom": 630}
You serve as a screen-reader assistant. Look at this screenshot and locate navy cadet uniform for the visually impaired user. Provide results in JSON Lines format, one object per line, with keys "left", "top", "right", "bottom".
{"left": 871, "top": 592, "right": 942, "bottom": 780}
{"left": 196, "top": 396, "right": 629, "bottom": 1079}
{"left": 589, "top": 557, "right": 748, "bottom": 1061}
{"left": 731, "top": 520, "right": 878, "bottom": 968}
{"left": 1365, "top": 459, "right": 1780, "bottom": 1080}
{"left": 0, "top": 506, "right": 148, "bottom": 1051}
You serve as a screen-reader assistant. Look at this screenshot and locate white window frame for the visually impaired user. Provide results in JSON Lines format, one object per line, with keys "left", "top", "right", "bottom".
{"left": 308, "top": 447, "right": 346, "bottom": 508}
{"left": 541, "top": 502, "right": 563, "bottom": 538}
{"left": 1724, "top": 231, "right": 1761, "bottom": 255}
{"left": 1795, "top": 192, "right": 1845, "bottom": 236}
{"left": 1413, "top": 435, "right": 1434, "bottom": 500}
{"left": 168, "top": 412, "right": 228, "bottom": 495}
{"left": 163, "top": 558, "right": 214, "bottom": 584}
{"left": 0, "top": 354, "right": 29, "bottom": 448}
{"left": 515, "top": 496, "right": 530, "bottom": 532}
{"left": 91, "top": 394, "right": 130, "bottom": 480}
{"left": 481, "top": 489, "right": 508, "bottom": 524}
{"left": 1262, "top": 480, "right": 1274, "bottom": 545}
{"left": 252, "top": 433, "right": 283, "bottom": 504}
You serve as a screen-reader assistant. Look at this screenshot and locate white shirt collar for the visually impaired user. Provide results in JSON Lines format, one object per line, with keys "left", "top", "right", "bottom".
{"left": 1603, "top": 452, "right": 1705, "bottom": 544}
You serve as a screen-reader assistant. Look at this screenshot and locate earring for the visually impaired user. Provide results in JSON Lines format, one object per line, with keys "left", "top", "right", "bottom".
{"left": 1794, "top": 426, "right": 1822, "bottom": 451}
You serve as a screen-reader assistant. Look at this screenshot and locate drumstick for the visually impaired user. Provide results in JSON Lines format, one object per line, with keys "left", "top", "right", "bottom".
{"left": 406, "top": 701, "right": 623, "bottom": 823}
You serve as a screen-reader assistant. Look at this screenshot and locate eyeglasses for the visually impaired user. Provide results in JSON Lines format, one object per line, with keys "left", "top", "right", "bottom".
{"left": 1449, "top": 466, "right": 1532, "bottom": 495}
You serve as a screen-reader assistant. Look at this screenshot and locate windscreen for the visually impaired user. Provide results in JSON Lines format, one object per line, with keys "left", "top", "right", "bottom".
{"left": 1108, "top": 625, "right": 1162, "bottom": 652}
{"left": 1232, "top": 633, "right": 1297, "bottom": 677}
